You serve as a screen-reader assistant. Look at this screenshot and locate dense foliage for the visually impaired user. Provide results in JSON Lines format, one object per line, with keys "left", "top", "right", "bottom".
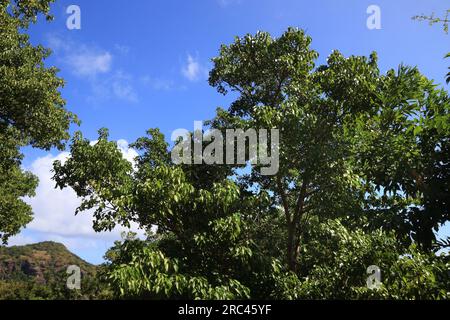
{"left": 53, "top": 28, "right": 450, "bottom": 299}
{"left": 0, "top": 0, "right": 79, "bottom": 243}
{"left": 0, "top": 0, "right": 448, "bottom": 300}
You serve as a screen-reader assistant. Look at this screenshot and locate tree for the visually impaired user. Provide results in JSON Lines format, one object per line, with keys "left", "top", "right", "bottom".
{"left": 208, "top": 28, "right": 450, "bottom": 269}
{"left": 54, "top": 28, "right": 449, "bottom": 299}
{"left": 53, "top": 129, "right": 269, "bottom": 299}
{"left": 0, "top": 0, "right": 79, "bottom": 243}
{"left": 209, "top": 29, "right": 363, "bottom": 272}
{"left": 270, "top": 218, "right": 450, "bottom": 299}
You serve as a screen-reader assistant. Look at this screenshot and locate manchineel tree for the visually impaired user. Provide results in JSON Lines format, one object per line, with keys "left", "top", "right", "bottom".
{"left": 53, "top": 28, "right": 450, "bottom": 299}
{"left": 0, "top": 0, "right": 79, "bottom": 244}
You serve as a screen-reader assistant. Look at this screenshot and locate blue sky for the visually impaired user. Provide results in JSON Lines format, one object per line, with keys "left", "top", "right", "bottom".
{"left": 9, "top": 0, "right": 450, "bottom": 264}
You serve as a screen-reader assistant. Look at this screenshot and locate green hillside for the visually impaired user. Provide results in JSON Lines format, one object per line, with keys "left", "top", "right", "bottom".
{"left": 0, "top": 242, "right": 108, "bottom": 300}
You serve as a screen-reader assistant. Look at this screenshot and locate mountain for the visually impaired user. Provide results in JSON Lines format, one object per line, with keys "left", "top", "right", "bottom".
{"left": 0, "top": 241, "right": 96, "bottom": 283}
{"left": 0, "top": 241, "right": 105, "bottom": 300}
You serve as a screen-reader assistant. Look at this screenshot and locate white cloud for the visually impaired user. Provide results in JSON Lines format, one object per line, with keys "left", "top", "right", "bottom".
{"left": 182, "top": 55, "right": 200, "bottom": 81}
{"left": 87, "top": 71, "right": 139, "bottom": 104}
{"left": 117, "top": 139, "right": 139, "bottom": 165}
{"left": 112, "top": 73, "right": 138, "bottom": 102}
{"left": 47, "top": 34, "right": 71, "bottom": 52}
{"left": 8, "top": 234, "right": 36, "bottom": 247}
{"left": 47, "top": 35, "right": 113, "bottom": 78}
{"left": 67, "top": 51, "right": 112, "bottom": 77}
{"left": 181, "top": 54, "right": 208, "bottom": 82}
{"left": 9, "top": 141, "right": 144, "bottom": 259}
{"left": 46, "top": 34, "right": 138, "bottom": 103}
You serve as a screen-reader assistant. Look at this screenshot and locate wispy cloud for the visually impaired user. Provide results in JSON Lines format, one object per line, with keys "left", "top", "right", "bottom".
{"left": 181, "top": 54, "right": 208, "bottom": 82}
{"left": 46, "top": 34, "right": 137, "bottom": 104}
{"left": 111, "top": 71, "right": 138, "bottom": 102}
{"left": 67, "top": 51, "right": 112, "bottom": 77}
{"left": 86, "top": 71, "right": 138, "bottom": 104}
{"left": 140, "top": 75, "right": 187, "bottom": 92}
{"left": 48, "top": 34, "right": 112, "bottom": 78}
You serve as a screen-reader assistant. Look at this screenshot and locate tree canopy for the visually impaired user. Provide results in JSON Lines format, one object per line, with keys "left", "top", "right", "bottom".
{"left": 0, "top": 0, "right": 79, "bottom": 243}
{"left": 53, "top": 28, "right": 450, "bottom": 299}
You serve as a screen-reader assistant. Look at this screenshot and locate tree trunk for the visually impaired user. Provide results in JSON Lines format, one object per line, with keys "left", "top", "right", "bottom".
{"left": 287, "top": 222, "right": 298, "bottom": 272}
{"left": 287, "top": 182, "right": 309, "bottom": 273}
{"left": 278, "top": 176, "right": 308, "bottom": 273}
{"left": 287, "top": 222, "right": 296, "bottom": 272}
